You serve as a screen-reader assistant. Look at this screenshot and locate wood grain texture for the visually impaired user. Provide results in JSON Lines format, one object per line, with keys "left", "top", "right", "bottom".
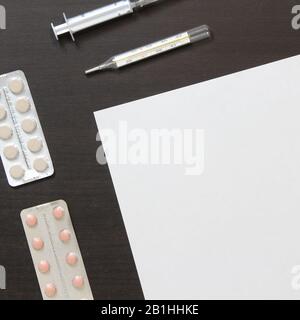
{"left": 0, "top": 0, "right": 299, "bottom": 300}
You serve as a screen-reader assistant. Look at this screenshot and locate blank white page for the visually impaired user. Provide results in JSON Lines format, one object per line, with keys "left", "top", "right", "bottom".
{"left": 95, "top": 55, "right": 300, "bottom": 299}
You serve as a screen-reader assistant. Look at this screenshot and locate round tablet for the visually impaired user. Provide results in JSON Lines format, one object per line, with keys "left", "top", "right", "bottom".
{"left": 53, "top": 206, "right": 64, "bottom": 220}
{"left": 59, "top": 229, "right": 71, "bottom": 243}
{"left": 21, "top": 118, "right": 37, "bottom": 133}
{"left": 15, "top": 97, "right": 31, "bottom": 113}
{"left": 44, "top": 283, "right": 56, "bottom": 298}
{"left": 38, "top": 260, "right": 50, "bottom": 274}
{"left": 72, "top": 275, "right": 84, "bottom": 289}
{"left": 9, "top": 165, "right": 25, "bottom": 180}
{"left": 27, "top": 138, "right": 43, "bottom": 153}
{"left": 3, "top": 145, "right": 19, "bottom": 160}
{"left": 0, "top": 106, "right": 6, "bottom": 121}
{"left": 25, "top": 214, "right": 38, "bottom": 228}
{"left": 66, "top": 252, "right": 78, "bottom": 266}
{"left": 32, "top": 237, "right": 44, "bottom": 250}
{"left": 0, "top": 125, "right": 13, "bottom": 140}
{"left": 8, "top": 77, "right": 24, "bottom": 94}
{"left": 33, "top": 158, "right": 48, "bottom": 172}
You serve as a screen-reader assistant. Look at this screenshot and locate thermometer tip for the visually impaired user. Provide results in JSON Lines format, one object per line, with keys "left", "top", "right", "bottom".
{"left": 85, "top": 66, "right": 100, "bottom": 75}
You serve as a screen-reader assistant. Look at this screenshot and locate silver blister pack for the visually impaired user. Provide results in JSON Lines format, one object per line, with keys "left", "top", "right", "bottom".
{"left": 0, "top": 70, "right": 54, "bottom": 187}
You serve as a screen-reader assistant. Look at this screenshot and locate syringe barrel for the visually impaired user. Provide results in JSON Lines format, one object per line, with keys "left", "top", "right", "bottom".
{"left": 52, "top": 0, "right": 162, "bottom": 40}
{"left": 67, "top": 0, "right": 133, "bottom": 34}
{"left": 131, "top": 0, "right": 161, "bottom": 8}
{"left": 187, "top": 25, "right": 211, "bottom": 43}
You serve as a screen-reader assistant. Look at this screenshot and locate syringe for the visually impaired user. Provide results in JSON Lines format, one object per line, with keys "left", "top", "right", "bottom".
{"left": 51, "top": 0, "right": 161, "bottom": 41}
{"left": 85, "top": 25, "right": 211, "bottom": 74}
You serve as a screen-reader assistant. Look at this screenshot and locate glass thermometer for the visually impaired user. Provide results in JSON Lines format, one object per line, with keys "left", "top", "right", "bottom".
{"left": 51, "top": 0, "right": 161, "bottom": 41}
{"left": 85, "top": 25, "right": 211, "bottom": 74}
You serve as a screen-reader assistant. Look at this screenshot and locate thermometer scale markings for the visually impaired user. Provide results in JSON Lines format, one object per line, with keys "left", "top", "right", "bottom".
{"left": 116, "top": 33, "right": 190, "bottom": 67}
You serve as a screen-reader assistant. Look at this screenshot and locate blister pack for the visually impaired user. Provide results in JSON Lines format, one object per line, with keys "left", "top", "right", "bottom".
{"left": 0, "top": 70, "right": 54, "bottom": 187}
{"left": 20, "top": 200, "right": 93, "bottom": 300}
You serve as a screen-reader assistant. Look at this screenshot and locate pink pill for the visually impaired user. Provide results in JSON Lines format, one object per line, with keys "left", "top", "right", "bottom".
{"left": 38, "top": 260, "right": 50, "bottom": 273}
{"left": 53, "top": 206, "right": 64, "bottom": 220}
{"left": 59, "top": 229, "right": 71, "bottom": 243}
{"left": 32, "top": 237, "right": 44, "bottom": 250}
{"left": 44, "top": 283, "right": 57, "bottom": 298}
{"left": 66, "top": 252, "right": 78, "bottom": 266}
{"left": 72, "top": 275, "right": 84, "bottom": 289}
{"left": 25, "top": 214, "right": 37, "bottom": 227}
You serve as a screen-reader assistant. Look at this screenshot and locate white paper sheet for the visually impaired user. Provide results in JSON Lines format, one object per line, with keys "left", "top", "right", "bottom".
{"left": 95, "top": 55, "right": 300, "bottom": 299}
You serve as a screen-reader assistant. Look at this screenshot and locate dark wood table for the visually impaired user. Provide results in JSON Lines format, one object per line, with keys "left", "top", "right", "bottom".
{"left": 0, "top": 0, "right": 299, "bottom": 300}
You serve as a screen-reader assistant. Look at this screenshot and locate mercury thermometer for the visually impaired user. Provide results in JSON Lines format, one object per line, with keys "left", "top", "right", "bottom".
{"left": 85, "top": 25, "right": 211, "bottom": 74}
{"left": 51, "top": 0, "right": 161, "bottom": 41}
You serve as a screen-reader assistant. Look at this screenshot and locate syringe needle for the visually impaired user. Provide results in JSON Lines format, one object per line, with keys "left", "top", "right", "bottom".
{"left": 85, "top": 25, "right": 211, "bottom": 75}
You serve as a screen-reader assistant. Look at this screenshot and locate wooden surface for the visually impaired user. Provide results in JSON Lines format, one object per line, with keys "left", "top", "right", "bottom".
{"left": 0, "top": 0, "right": 299, "bottom": 300}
